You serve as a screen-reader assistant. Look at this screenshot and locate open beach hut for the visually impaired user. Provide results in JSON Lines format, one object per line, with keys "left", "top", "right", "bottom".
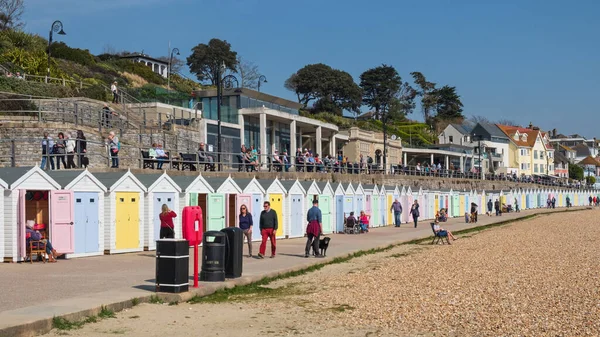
{"left": 93, "top": 171, "right": 146, "bottom": 254}
{"left": 135, "top": 172, "right": 182, "bottom": 250}
{"left": 0, "top": 176, "right": 9, "bottom": 262}
{"left": 333, "top": 183, "right": 345, "bottom": 233}
{"left": 1, "top": 167, "right": 69, "bottom": 262}
{"left": 48, "top": 169, "right": 107, "bottom": 258}
{"left": 280, "top": 179, "right": 306, "bottom": 238}
{"left": 214, "top": 176, "right": 244, "bottom": 229}
{"left": 168, "top": 174, "right": 213, "bottom": 234}
{"left": 260, "top": 178, "right": 288, "bottom": 239}
{"left": 316, "top": 181, "right": 335, "bottom": 233}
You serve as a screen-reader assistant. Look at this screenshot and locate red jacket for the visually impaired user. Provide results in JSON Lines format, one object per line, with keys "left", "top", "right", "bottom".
{"left": 159, "top": 211, "right": 177, "bottom": 228}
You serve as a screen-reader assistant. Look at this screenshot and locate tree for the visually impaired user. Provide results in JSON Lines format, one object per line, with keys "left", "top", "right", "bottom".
{"left": 235, "top": 56, "right": 260, "bottom": 89}
{"left": 432, "top": 85, "right": 464, "bottom": 120}
{"left": 569, "top": 163, "right": 583, "bottom": 181}
{"left": 157, "top": 56, "right": 184, "bottom": 74}
{"left": 497, "top": 118, "right": 518, "bottom": 126}
{"left": 285, "top": 63, "right": 362, "bottom": 115}
{"left": 586, "top": 175, "right": 596, "bottom": 185}
{"left": 360, "top": 64, "right": 402, "bottom": 120}
{"left": 0, "top": 0, "right": 24, "bottom": 31}
{"left": 186, "top": 38, "right": 237, "bottom": 85}
{"left": 469, "top": 115, "right": 491, "bottom": 124}
{"left": 411, "top": 71, "right": 437, "bottom": 122}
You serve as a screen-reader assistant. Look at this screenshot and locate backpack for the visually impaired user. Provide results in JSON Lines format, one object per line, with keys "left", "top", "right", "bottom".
{"left": 367, "top": 156, "right": 373, "bottom": 164}
{"left": 117, "top": 142, "right": 121, "bottom": 150}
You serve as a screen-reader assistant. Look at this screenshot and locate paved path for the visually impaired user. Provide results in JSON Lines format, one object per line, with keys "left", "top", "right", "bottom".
{"left": 0, "top": 207, "right": 585, "bottom": 336}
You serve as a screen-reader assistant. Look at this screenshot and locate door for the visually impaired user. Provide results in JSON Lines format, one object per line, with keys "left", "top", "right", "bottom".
{"left": 269, "top": 194, "right": 284, "bottom": 237}
{"left": 365, "top": 195, "right": 372, "bottom": 217}
{"left": 356, "top": 195, "right": 364, "bottom": 213}
{"left": 207, "top": 193, "right": 226, "bottom": 231}
{"left": 320, "top": 195, "right": 331, "bottom": 233}
{"left": 188, "top": 193, "right": 198, "bottom": 206}
{"left": 371, "top": 195, "right": 378, "bottom": 227}
{"left": 18, "top": 189, "right": 26, "bottom": 260}
{"left": 74, "top": 193, "right": 100, "bottom": 254}
{"left": 289, "top": 195, "right": 303, "bottom": 237}
{"left": 387, "top": 195, "right": 393, "bottom": 226}
{"left": 116, "top": 192, "right": 140, "bottom": 250}
{"left": 336, "top": 196, "right": 344, "bottom": 232}
{"left": 153, "top": 192, "right": 175, "bottom": 242}
{"left": 251, "top": 194, "right": 263, "bottom": 241}
{"left": 434, "top": 195, "right": 439, "bottom": 214}
{"left": 237, "top": 194, "right": 252, "bottom": 215}
{"left": 50, "top": 190, "right": 74, "bottom": 254}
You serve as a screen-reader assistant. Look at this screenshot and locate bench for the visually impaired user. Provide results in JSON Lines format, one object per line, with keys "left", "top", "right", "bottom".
{"left": 237, "top": 154, "right": 256, "bottom": 172}
{"left": 141, "top": 151, "right": 172, "bottom": 170}
{"left": 269, "top": 158, "right": 283, "bottom": 172}
{"left": 179, "top": 153, "right": 215, "bottom": 171}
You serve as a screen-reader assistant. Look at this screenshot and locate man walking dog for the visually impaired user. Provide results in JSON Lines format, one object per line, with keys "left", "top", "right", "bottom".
{"left": 305, "top": 199, "right": 323, "bottom": 258}
{"left": 391, "top": 198, "right": 403, "bottom": 227}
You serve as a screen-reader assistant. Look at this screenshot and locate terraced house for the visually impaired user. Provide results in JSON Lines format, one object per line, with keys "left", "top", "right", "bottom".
{"left": 497, "top": 123, "right": 555, "bottom": 177}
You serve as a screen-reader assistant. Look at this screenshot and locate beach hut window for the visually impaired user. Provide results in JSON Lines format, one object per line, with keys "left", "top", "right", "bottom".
{"left": 131, "top": 198, "right": 136, "bottom": 202}
{"left": 90, "top": 199, "right": 95, "bottom": 203}
{"left": 76, "top": 199, "right": 82, "bottom": 203}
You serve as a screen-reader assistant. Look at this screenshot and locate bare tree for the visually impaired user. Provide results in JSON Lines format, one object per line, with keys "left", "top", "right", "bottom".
{"left": 157, "top": 56, "right": 184, "bottom": 73}
{"left": 497, "top": 118, "right": 518, "bottom": 126}
{"left": 469, "top": 115, "right": 491, "bottom": 124}
{"left": 0, "top": 0, "right": 24, "bottom": 31}
{"left": 102, "top": 44, "right": 117, "bottom": 55}
{"left": 236, "top": 56, "right": 260, "bottom": 89}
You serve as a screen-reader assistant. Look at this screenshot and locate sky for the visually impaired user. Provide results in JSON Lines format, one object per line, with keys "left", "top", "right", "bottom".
{"left": 22, "top": 0, "right": 600, "bottom": 137}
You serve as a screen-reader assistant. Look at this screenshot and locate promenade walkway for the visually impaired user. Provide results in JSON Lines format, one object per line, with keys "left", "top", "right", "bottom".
{"left": 0, "top": 206, "right": 586, "bottom": 336}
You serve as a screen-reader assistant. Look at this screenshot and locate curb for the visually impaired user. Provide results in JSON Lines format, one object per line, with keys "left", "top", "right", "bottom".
{"left": 0, "top": 208, "right": 589, "bottom": 337}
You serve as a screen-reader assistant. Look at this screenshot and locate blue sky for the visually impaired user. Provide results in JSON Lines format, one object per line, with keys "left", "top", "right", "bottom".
{"left": 23, "top": 0, "right": 600, "bottom": 137}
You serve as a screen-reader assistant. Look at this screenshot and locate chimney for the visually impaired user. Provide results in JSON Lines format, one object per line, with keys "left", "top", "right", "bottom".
{"left": 552, "top": 128, "right": 557, "bottom": 137}
{"left": 528, "top": 122, "right": 533, "bottom": 129}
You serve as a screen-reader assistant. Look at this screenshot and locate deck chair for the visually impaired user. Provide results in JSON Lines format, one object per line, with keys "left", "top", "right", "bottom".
{"left": 25, "top": 233, "right": 47, "bottom": 263}
{"left": 430, "top": 222, "right": 450, "bottom": 245}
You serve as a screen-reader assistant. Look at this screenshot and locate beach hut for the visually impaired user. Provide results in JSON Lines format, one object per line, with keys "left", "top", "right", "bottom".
{"left": 460, "top": 190, "right": 467, "bottom": 215}
{"left": 333, "top": 183, "right": 345, "bottom": 233}
{"left": 235, "top": 178, "right": 267, "bottom": 241}
{"left": 382, "top": 185, "right": 393, "bottom": 226}
{"left": 400, "top": 186, "right": 408, "bottom": 223}
{"left": 368, "top": 185, "right": 381, "bottom": 227}
{"left": 135, "top": 172, "right": 182, "bottom": 250}
{"left": 343, "top": 182, "right": 357, "bottom": 215}
{"left": 168, "top": 174, "right": 214, "bottom": 234}
{"left": 215, "top": 176, "right": 245, "bottom": 230}
{"left": 94, "top": 171, "right": 146, "bottom": 254}
{"left": 354, "top": 183, "right": 366, "bottom": 215}
{"left": 48, "top": 170, "right": 107, "bottom": 258}
{"left": 362, "top": 184, "right": 375, "bottom": 224}
{"left": 280, "top": 180, "right": 307, "bottom": 239}
{"left": 1, "top": 167, "right": 67, "bottom": 262}
{"left": 500, "top": 190, "right": 506, "bottom": 208}
{"left": 300, "top": 180, "right": 321, "bottom": 211}
{"left": 0, "top": 176, "right": 8, "bottom": 262}
{"left": 261, "top": 178, "right": 288, "bottom": 239}
{"left": 316, "top": 181, "right": 335, "bottom": 233}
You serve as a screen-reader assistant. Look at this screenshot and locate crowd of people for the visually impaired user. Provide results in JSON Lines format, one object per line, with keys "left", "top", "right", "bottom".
{"left": 40, "top": 130, "right": 88, "bottom": 170}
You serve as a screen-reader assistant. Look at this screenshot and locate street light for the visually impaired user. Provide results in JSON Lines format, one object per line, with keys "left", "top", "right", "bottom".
{"left": 257, "top": 75, "right": 267, "bottom": 92}
{"left": 47, "top": 20, "right": 66, "bottom": 78}
{"left": 167, "top": 47, "right": 180, "bottom": 91}
{"left": 216, "top": 62, "right": 239, "bottom": 171}
{"left": 472, "top": 133, "right": 484, "bottom": 180}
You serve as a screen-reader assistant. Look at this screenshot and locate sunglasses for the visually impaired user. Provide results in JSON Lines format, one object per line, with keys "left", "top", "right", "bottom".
{"left": 263, "top": 205, "right": 268, "bottom": 208}
{"left": 241, "top": 207, "right": 246, "bottom": 210}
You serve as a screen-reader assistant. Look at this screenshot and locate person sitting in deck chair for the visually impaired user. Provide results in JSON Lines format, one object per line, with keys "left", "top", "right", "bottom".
{"left": 26, "top": 223, "right": 63, "bottom": 262}
{"left": 433, "top": 219, "right": 457, "bottom": 242}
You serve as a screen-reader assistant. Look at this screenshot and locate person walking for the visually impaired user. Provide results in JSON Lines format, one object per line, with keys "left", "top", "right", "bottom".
{"left": 588, "top": 195, "right": 593, "bottom": 206}
{"left": 305, "top": 199, "right": 323, "bottom": 258}
{"left": 410, "top": 200, "right": 420, "bottom": 228}
{"left": 159, "top": 204, "right": 177, "bottom": 239}
{"left": 487, "top": 199, "right": 493, "bottom": 216}
{"left": 514, "top": 198, "right": 520, "bottom": 212}
{"left": 107, "top": 131, "right": 119, "bottom": 168}
{"left": 391, "top": 198, "right": 403, "bottom": 227}
{"left": 494, "top": 199, "right": 501, "bottom": 216}
{"left": 111, "top": 81, "right": 119, "bottom": 103}
{"left": 54, "top": 132, "right": 67, "bottom": 170}
{"left": 238, "top": 204, "right": 253, "bottom": 257}
{"left": 566, "top": 195, "right": 571, "bottom": 208}
{"left": 258, "top": 201, "right": 278, "bottom": 259}
{"left": 76, "top": 130, "right": 87, "bottom": 168}
{"left": 65, "top": 133, "right": 76, "bottom": 169}
{"left": 551, "top": 197, "right": 556, "bottom": 209}
{"left": 40, "top": 132, "right": 55, "bottom": 170}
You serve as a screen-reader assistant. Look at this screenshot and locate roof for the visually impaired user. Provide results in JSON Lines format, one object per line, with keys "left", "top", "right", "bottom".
{"left": 120, "top": 53, "right": 167, "bottom": 65}
{"left": 92, "top": 172, "right": 127, "bottom": 189}
{"left": 233, "top": 178, "right": 253, "bottom": 190}
{"left": 279, "top": 180, "right": 297, "bottom": 191}
{"left": 496, "top": 124, "right": 539, "bottom": 147}
{"left": 134, "top": 174, "right": 162, "bottom": 188}
{"left": 257, "top": 179, "right": 274, "bottom": 191}
{"left": 559, "top": 144, "right": 574, "bottom": 152}
{"left": 363, "top": 184, "right": 376, "bottom": 191}
{"left": 577, "top": 155, "right": 600, "bottom": 167}
{"left": 477, "top": 123, "right": 508, "bottom": 139}
{"left": 47, "top": 170, "right": 87, "bottom": 188}
{"left": 450, "top": 123, "right": 473, "bottom": 135}
{"left": 315, "top": 181, "right": 329, "bottom": 191}
{"left": 553, "top": 151, "right": 569, "bottom": 164}
{"left": 0, "top": 166, "right": 35, "bottom": 185}
{"left": 168, "top": 175, "right": 199, "bottom": 190}
{"left": 193, "top": 88, "right": 303, "bottom": 110}
{"left": 299, "top": 180, "right": 315, "bottom": 192}
{"left": 203, "top": 177, "right": 228, "bottom": 190}
{"left": 572, "top": 143, "right": 591, "bottom": 157}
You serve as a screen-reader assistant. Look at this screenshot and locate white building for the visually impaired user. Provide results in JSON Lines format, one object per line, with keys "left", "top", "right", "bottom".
{"left": 121, "top": 53, "right": 169, "bottom": 78}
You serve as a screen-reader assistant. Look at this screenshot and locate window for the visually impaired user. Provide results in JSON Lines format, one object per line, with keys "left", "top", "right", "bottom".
{"left": 449, "top": 136, "right": 454, "bottom": 143}
{"left": 534, "top": 150, "right": 538, "bottom": 159}
{"left": 534, "top": 164, "right": 538, "bottom": 173}
{"left": 540, "top": 151, "right": 544, "bottom": 159}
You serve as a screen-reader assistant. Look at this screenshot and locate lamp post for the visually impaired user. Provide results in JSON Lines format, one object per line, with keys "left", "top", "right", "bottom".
{"left": 257, "top": 75, "right": 267, "bottom": 92}
{"left": 47, "top": 20, "right": 66, "bottom": 78}
{"left": 382, "top": 108, "right": 388, "bottom": 174}
{"left": 472, "top": 134, "right": 484, "bottom": 180}
{"left": 216, "top": 62, "right": 239, "bottom": 171}
{"left": 167, "top": 47, "right": 180, "bottom": 91}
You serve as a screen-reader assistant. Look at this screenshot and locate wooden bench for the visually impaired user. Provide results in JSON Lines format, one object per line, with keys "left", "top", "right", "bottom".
{"left": 141, "top": 151, "right": 173, "bottom": 170}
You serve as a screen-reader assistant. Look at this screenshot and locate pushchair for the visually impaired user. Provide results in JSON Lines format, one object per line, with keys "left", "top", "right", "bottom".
{"left": 344, "top": 215, "right": 361, "bottom": 234}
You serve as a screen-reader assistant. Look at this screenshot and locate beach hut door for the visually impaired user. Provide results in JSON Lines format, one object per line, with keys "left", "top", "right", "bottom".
{"left": 207, "top": 194, "right": 226, "bottom": 231}
{"left": 50, "top": 190, "right": 75, "bottom": 254}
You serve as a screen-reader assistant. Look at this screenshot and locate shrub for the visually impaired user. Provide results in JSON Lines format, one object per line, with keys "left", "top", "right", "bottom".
{"left": 0, "top": 76, "right": 74, "bottom": 97}
{"left": 50, "top": 42, "right": 96, "bottom": 66}
{"left": 113, "top": 59, "right": 165, "bottom": 85}
{"left": 0, "top": 30, "right": 47, "bottom": 52}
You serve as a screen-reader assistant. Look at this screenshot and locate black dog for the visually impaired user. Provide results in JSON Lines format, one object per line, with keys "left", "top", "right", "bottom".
{"left": 318, "top": 237, "right": 331, "bottom": 257}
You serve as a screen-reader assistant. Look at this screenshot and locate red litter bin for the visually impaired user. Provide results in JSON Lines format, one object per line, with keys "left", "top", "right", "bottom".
{"left": 182, "top": 206, "right": 203, "bottom": 246}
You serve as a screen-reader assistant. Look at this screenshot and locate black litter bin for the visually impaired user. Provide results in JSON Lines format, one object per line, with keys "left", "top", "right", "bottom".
{"left": 155, "top": 239, "right": 189, "bottom": 293}
{"left": 221, "top": 227, "right": 243, "bottom": 278}
{"left": 200, "top": 231, "right": 226, "bottom": 282}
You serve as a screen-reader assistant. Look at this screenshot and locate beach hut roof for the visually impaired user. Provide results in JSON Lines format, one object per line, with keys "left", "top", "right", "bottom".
{"left": 168, "top": 174, "right": 214, "bottom": 193}
{"left": 93, "top": 170, "right": 146, "bottom": 192}
{"left": 299, "top": 180, "right": 319, "bottom": 194}
{"left": 47, "top": 169, "right": 108, "bottom": 192}
{"left": 0, "top": 166, "right": 60, "bottom": 190}
{"left": 203, "top": 177, "right": 228, "bottom": 190}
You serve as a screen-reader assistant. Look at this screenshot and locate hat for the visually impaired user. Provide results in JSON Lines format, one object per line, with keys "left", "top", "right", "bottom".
{"left": 25, "top": 191, "right": 34, "bottom": 201}
{"left": 33, "top": 191, "right": 43, "bottom": 201}
{"left": 312, "top": 199, "right": 319, "bottom": 204}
